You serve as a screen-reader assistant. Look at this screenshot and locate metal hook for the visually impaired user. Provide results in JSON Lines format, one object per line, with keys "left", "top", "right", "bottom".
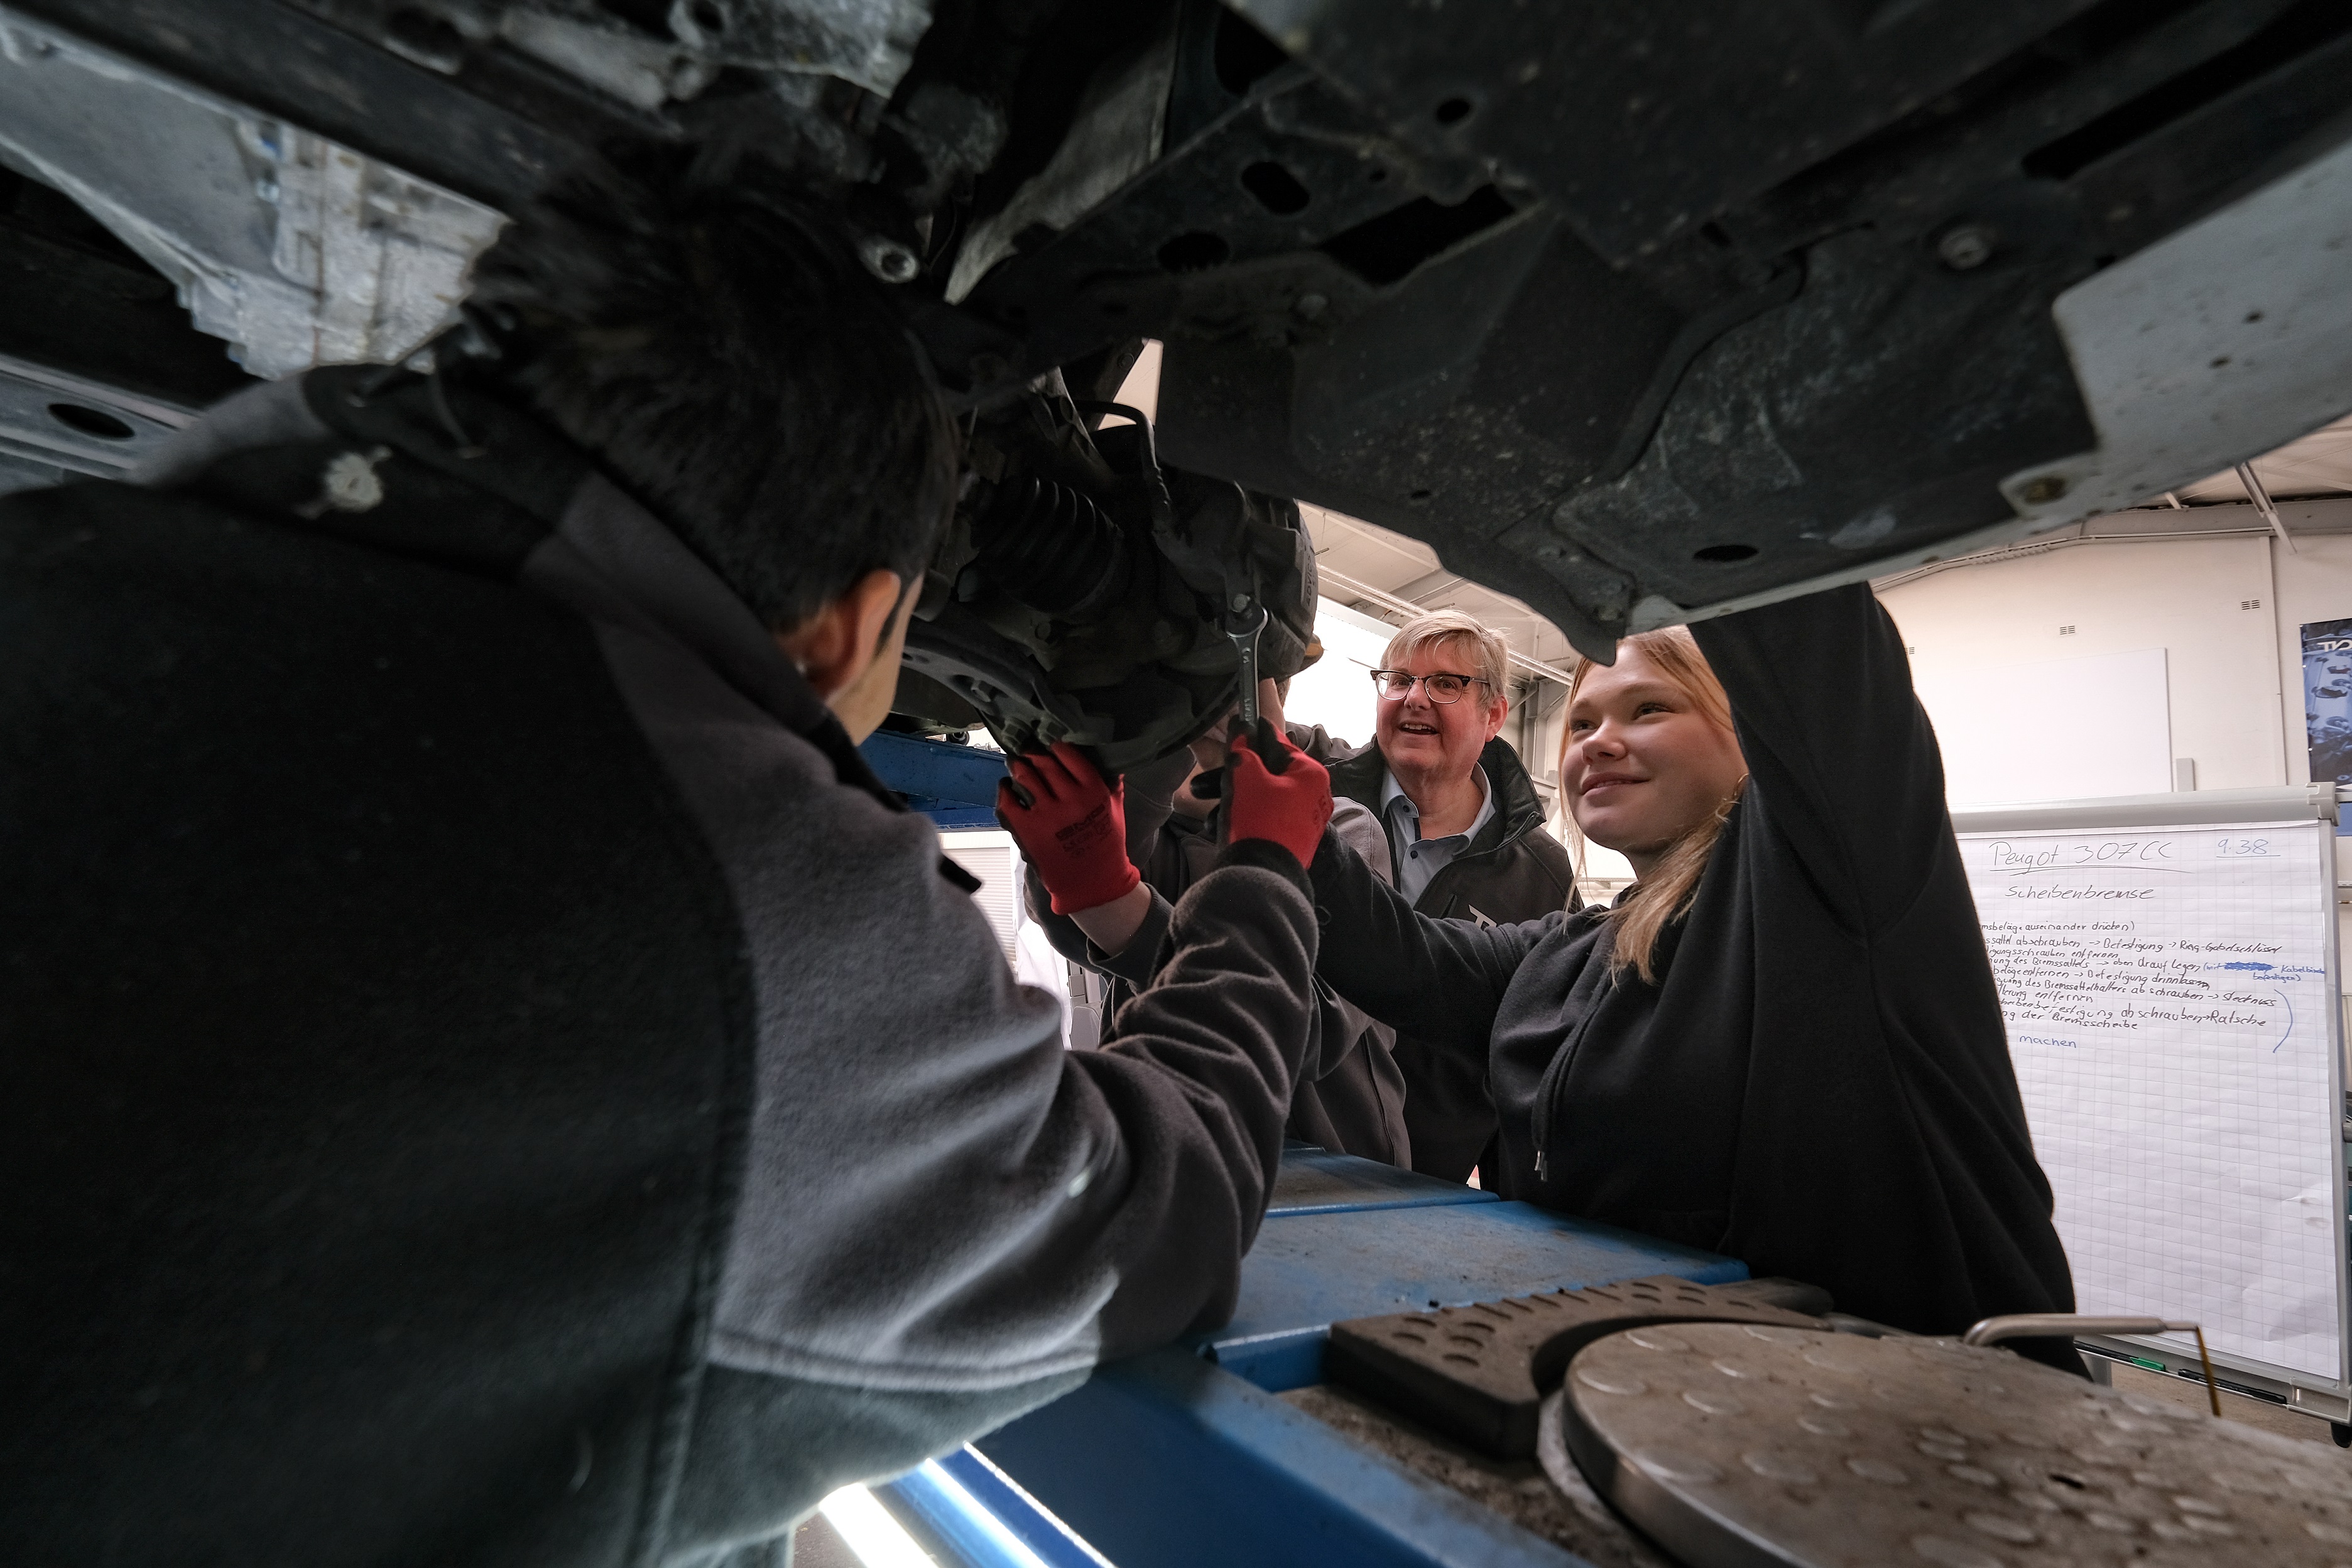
{"left": 1963, "top": 1313, "right": 2221, "bottom": 1417}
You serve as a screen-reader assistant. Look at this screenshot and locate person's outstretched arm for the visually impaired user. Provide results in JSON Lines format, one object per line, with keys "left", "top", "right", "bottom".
{"left": 1687, "top": 582, "right": 2076, "bottom": 1354}
{"left": 1297, "top": 797, "right": 1399, "bottom": 1084}
{"left": 1688, "top": 582, "right": 1949, "bottom": 930}
{"left": 626, "top": 687, "right": 1336, "bottom": 1537}
{"left": 1012, "top": 745, "right": 1185, "bottom": 989}
{"left": 1023, "top": 862, "right": 1168, "bottom": 986}
{"left": 1307, "top": 824, "right": 1557, "bottom": 1053}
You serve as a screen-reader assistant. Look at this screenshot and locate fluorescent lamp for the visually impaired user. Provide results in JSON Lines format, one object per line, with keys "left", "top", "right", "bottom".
{"left": 818, "top": 1485, "right": 938, "bottom": 1568}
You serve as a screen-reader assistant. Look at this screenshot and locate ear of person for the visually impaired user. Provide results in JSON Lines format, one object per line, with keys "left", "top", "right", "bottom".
{"left": 774, "top": 569, "right": 908, "bottom": 741}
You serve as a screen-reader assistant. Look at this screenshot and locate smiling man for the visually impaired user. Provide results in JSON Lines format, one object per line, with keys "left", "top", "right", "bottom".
{"left": 1324, "top": 609, "right": 1579, "bottom": 1182}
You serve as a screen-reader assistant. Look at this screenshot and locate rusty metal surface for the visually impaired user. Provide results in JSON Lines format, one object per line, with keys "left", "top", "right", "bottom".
{"left": 1562, "top": 1322, "right": 2352, "bottom": 1568}
{"left": 1283, "top": 1382, "right": 1677, "bottom": 1568}
{"left": 1326, "top": 1275, "right": 1824, "bottom": 1459}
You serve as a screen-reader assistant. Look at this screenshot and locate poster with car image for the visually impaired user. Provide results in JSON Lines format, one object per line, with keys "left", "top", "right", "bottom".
{"left": 2304, "top": 618, "right": 2352, "bottom": 787}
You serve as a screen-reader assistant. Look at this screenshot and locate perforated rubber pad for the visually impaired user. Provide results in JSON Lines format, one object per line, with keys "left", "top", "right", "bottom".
{"left": 1326, "top": 1275, "right": 1822, "bottom": 1458}
{"left": 1560, "top": 1322, "right": 2352, "bottom": 1568}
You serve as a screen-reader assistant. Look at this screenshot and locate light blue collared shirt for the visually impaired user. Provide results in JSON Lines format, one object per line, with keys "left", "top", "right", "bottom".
{"left": 1380, "top": 765, "right": 1494, "bottom": 906}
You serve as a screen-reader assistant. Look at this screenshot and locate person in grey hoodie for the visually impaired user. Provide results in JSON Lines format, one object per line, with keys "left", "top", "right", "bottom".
{"left": 1023, "top": 677, "right": 1412, "bottom": 1165}
{"left": 0, "top": 161, "right": 1333, "bottom": 1567}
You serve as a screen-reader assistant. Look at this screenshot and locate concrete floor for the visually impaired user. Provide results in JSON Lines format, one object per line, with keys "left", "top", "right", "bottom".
{"left": 2106, "top": 1359, "right": 2352, "bottom": 1461}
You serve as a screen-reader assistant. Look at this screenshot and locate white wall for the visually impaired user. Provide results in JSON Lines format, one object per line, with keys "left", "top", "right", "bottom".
{"left": 1912, "top": 646, "right": 2175, "bottom": 806}
{"left": 1877, "top": 518, "right": 2352, "bottom": 1017}
{"left": 1879, "top": 532, "right": 2298, "bottom": 794}
{"left": 1283, "top": 598, "right": 1391, "bottom": 751}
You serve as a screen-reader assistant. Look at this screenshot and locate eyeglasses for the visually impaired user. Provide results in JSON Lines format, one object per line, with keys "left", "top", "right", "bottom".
{"left": 1370, "top": 669, "right": 1490, "bottom": 704}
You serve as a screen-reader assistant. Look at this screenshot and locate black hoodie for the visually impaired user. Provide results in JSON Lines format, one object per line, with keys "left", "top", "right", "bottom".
{"left": 1324, "top": 733, "right": 1582, "bottom": 1182}
{"left": 1305, "top": 584, "right": 2078, "bottom": 1362}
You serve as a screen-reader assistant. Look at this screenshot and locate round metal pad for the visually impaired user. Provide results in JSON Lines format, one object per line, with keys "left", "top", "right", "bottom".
{"left": 1559, "top": 1322, "right": 2352, "bottom": 1567}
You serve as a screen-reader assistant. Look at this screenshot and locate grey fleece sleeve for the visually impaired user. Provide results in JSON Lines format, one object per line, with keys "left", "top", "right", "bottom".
{"left": 1308, "top": 797, "right": 1396, "bottom": 1081}
{"left": 1081, "top": 839, "right": 1320, "bottom": 1353}
{"left": 579, "top": 604, "right": 1317, "bottom": 1391}
{"left": 1025, "top": 863, "right": 1175, "bottom": 992}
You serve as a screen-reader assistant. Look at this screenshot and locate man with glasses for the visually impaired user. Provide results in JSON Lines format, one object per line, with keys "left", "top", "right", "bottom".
{"left": 1337, "top": 610, "right": 1580, "bottom": 1183}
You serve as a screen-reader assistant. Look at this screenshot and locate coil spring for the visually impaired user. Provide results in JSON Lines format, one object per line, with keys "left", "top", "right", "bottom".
{"left": 972, "top": 474, "right": 1130, "bottom": 617}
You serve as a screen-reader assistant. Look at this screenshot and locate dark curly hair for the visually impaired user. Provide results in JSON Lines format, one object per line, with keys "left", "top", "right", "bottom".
{"left": 467, "top": 159, "right": 956, "bottom": 631}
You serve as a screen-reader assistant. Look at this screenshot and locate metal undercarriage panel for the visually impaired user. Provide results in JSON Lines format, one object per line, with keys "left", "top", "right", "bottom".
{"left": 3, "top": 0, "right": 2348, "bottom": 746}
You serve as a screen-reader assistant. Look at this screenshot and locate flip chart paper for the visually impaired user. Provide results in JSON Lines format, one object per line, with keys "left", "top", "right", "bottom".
{"left": 1956, "top": 817, "right": 2342, "bottom": 1380}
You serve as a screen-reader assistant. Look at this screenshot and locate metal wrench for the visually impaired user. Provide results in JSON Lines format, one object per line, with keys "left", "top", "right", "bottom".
{"left": 1217, "top": 599, "right": 1293, "bottom": 781}
{"left": 1191, "top": 604, "right": 1277, "bottom": 805}
{"left": 1224, "top": 601, "right": 1267, "bottom": 728}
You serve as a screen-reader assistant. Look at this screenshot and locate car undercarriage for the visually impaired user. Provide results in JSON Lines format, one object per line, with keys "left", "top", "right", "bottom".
{"left": 3, "top": 0, "right": 2348, "bottom": 761}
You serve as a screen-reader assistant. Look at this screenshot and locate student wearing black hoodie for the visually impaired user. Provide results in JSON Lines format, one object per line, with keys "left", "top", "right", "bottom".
{"left": 1302, "top": 584, "right": 2081, "bottom": 1364}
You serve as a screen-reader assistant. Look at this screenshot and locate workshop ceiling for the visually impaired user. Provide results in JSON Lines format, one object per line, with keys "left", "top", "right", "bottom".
{"left": 2179, "top": 411, "right": 2352, "bottom": 503}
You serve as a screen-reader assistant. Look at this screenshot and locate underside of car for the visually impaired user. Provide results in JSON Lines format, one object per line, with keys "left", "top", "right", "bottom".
{"left": 3, "top": 0, "right": 2348, "bottom": 763}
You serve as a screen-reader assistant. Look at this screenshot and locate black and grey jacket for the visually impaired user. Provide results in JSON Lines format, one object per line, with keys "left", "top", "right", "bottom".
{"left": 0, "top": 369, "right": 1321, "bottom": 1565}
{"left": 1324, "top": 735, "right": 1581, "bottom": 1182}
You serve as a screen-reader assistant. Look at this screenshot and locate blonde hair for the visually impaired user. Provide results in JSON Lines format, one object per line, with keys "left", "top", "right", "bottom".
{"left": 1381, "top": 609, "right": 1510, "bottom": 699}
{"left": 1558, "top": 627, "right": 1741, "bottom": 983}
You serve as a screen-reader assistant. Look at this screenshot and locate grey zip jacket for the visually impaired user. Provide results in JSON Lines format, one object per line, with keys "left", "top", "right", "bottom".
{"left": 0, "top": 368, "right": 1322, "bottom": 1567}
{"left": 1027, "top": 730, "right": 1411, "bottom": 1165}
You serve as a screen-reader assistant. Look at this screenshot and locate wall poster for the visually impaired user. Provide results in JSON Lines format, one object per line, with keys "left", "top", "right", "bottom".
{"left": 2303, "top": 617, "right": 2352, "bottom": 790}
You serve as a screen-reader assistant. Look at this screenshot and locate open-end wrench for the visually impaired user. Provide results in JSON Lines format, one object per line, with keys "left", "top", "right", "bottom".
{"left": 1191, "top": 601, "right": 1277, "bottom": 804}
{"left": 1226, "top": 601, "right": 1266, "bottom": 729}
{"left": 1218, "top": 600, "right": 1291, "bottom": 782}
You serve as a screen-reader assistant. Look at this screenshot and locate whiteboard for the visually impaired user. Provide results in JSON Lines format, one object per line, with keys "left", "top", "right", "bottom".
{"left": 1952, "top": 787, "right": 2346, "bottom": 1392}
{"left": 1915, "top": 646, "right": 2172, "bottom": 807}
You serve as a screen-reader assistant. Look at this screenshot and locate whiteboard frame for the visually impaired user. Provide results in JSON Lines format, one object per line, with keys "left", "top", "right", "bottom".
{"left": 1950, "top": 783, "right": 2350, "bottom": 1420}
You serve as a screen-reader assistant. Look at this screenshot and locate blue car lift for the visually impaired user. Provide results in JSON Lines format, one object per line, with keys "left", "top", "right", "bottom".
{"left": 877, "top": 1146, "right": 1745, "bottom": 1568}
{"left": 859, "top": 731, "right": 1008, "bottom": 828}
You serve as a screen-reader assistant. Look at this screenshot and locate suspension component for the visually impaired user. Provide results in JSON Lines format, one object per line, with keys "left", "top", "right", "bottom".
{"left": 970, "top": 474, "right": 1131, "bottom": 619}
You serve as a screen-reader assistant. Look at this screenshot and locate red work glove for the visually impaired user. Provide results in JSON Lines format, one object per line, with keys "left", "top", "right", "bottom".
{"left": 1224, "top": 724, "right": 1332, "bottom": 869}
{"left": 996, "top": 743, "right": 1143, "bottom": 915}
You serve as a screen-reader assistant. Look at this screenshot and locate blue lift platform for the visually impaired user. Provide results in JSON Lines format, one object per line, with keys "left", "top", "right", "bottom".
{"left": 879, "top": 1145, "right": 1743, "bottom": 1568}
{"left": 859, "top": 730, "right": 1008, "bottom": 828}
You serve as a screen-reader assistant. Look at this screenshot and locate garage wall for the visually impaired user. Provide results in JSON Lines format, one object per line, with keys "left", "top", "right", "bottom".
{"left": 1876, "top": 504, "right": 2352, "bottom": 794}
{"left": 1876, "top": 507, "right": 2352, "bottom": 1028}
